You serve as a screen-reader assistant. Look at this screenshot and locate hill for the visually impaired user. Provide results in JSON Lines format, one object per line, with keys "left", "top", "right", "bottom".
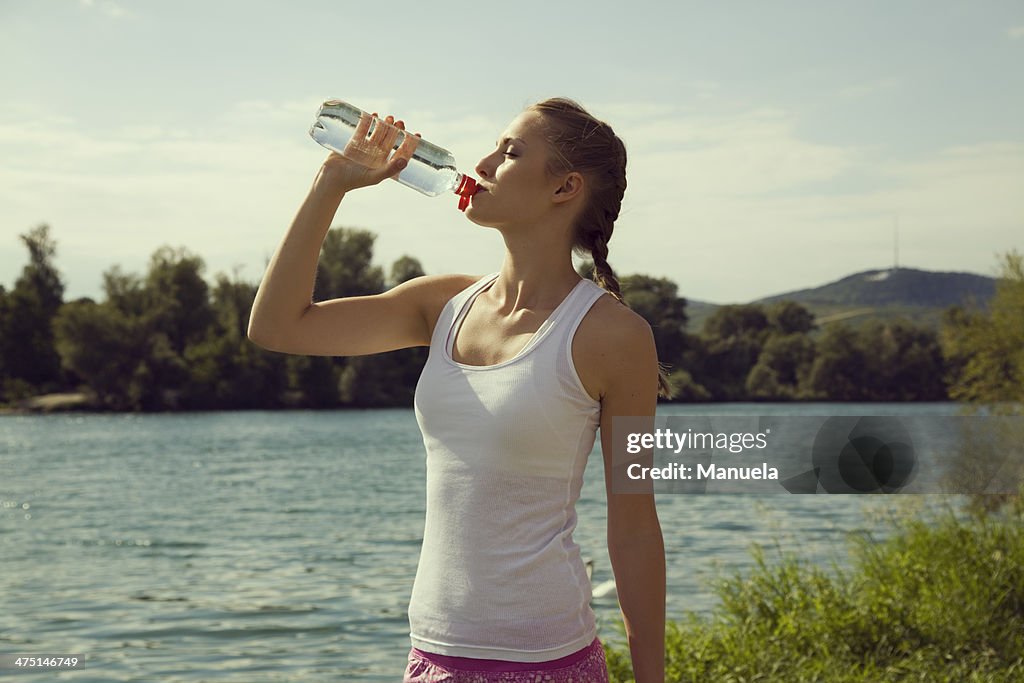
{"left": 684, "top": 267, "right": 996, "bottom": 334}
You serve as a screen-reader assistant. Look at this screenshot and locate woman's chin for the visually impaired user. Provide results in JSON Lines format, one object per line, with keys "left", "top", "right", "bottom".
{"left": 463, "top": 209, "right": 496, "bottom": 227}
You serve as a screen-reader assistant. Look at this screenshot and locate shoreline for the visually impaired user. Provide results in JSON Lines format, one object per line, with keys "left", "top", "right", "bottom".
{"left": 0, "top": 393, "right": 990, "bottom": 416}
{"left": 0, "top": 392, "right": 100, "bottom": 415}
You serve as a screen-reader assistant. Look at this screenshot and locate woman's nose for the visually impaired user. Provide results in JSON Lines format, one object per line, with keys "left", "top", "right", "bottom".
{"left": 475, "top": 156, "right": 495, "bottom": 180}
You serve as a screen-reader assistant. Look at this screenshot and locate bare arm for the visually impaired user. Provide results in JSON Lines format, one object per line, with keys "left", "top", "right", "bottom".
{"left": 583, "top": 303, "right": 666, "bottom": 682}
{"left": 248, "top": 114, "right": 441, "bottom": 356}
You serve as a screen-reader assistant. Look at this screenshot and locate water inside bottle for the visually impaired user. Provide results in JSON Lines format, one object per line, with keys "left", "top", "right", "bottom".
{"left": 310, "top": 101, "right": 462, "bottom": 197}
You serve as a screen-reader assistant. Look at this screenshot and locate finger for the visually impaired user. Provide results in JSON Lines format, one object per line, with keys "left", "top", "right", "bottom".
{"left": 354, "top": 112, "right": 372, "bottom": 140}
{"left": 394, "top": 126, "right": 420, "bottom": 159}
{"left": 370, "top": 114, "right": 394, "bottom": 144}
{"left": 380, "top": 119, "right": 401, "bottom": 153}
{"left": 365, "top": 113, "right": 383, "bottom": 143}
{"left": 384, "top": 152, "right": 409, "bottom": 179}
{"left": 368, "top": 114, "right": 401, "bottom": 161}
{"left": 395, "top": 120, "right": 408, "bottom": 146}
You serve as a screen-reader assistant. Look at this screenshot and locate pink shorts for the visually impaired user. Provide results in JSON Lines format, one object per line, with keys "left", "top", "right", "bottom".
{"left": 402, "top": 637, "right": 609, "bottom": 682}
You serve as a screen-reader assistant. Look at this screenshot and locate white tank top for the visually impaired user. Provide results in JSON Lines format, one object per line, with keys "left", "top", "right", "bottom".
{"left": 408, "top": 271, "right": 608, "bottom": 661}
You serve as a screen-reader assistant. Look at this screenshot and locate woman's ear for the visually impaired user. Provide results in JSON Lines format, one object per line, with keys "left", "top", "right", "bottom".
{"left": 553, "top": 171, "right": 585, "bottom": 204}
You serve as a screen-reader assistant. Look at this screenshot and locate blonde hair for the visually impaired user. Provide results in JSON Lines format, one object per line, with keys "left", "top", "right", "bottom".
{"left": 528, "top": 97, "right": 673, "bottom": 399}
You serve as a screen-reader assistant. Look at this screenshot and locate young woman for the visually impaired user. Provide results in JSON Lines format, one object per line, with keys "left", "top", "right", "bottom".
{"left": 248, "top": 97, "right": 666, "bottom": 682}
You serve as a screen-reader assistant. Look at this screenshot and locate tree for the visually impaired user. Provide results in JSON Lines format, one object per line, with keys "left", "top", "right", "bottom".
{"left": 620, "top": 273, "right": 691, "bottom": 367}
{"left": 143, "top": 246, "right": 216, "bottom": 355}
{"left": 53, "top": 249, "right": 215, "bottom": 411}
{"left": 745, "top": 362, "right": 783, "bottom": 400}
{"left": 287, "top": 355, "right": 342, "bottom": 408}
{"left": 389, "top": 255, "right": 426, "bottom": 287}
{"left": 335, "top": 255, "right": 431, "bottom": 407}
{"left": 53, "top": 300, "right": 143, "bottom": 409}
{"left": 805, "top": 324, "right": 866, "bottom": 401}
{"left": 179, "top": 271, "right": 288, "bottom": 409}
{"left": 858, "top": 320, "right": 947, "bottom": 400}
{"left": 339, "top": 348, "right": 426, "bottom": 407}
{"left": 0, "top": 286, "right": 11, "bottom": 397}
{"left": 703, "top": 304, "right": 770, "bottom": 341}
{"left": 314, "top": 227, "right": 385, "bottom": 300}
{"left": 747, "top": 332, "right": 817, "bottom": 400}
{"left": 938, "top": 250, "right": 1024, "bottom": 514}
{"left": 699, "top": 304, "right": 771, "bottom": 400}
{"left": 766, "top": 300, "right": 816, "bottom": 335}
{"left": 0, "top": 224, "right": 66, "bottom": 395}
{"left": 103, "top": 265, "right": 148, "bottom": 318}
{"left": 14, "top": 224, "right": 64, "bottom": 313}
{"left": 666, "top": 367, "right": 711, "bottom": 402}
{"left": 210, "top": 269, "right": 256, "bottom": 341}
{"left": 941, "top": 250, "right": 1024, "bottom": 409}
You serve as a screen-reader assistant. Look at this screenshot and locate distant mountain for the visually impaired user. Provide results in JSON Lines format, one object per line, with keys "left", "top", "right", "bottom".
{"left": 755, "top": 267, "right": 996, "bottom": 308}
{"left": 684, "top": 267, "right": 996, "bottom": 334}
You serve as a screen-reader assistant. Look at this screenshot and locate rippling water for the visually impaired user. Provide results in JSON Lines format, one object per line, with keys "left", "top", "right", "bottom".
{"left": 1, "top": 403, "right": 968, "bottom": 681}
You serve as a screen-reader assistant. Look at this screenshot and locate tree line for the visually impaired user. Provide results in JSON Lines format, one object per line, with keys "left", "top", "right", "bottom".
{"left": 0, "top": 224, "right": 1020, "bottom": 411}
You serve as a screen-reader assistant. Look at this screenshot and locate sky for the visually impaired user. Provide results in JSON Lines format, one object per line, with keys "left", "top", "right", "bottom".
{"left": 1, "top": 0, "right": 1022, "bottom": 305}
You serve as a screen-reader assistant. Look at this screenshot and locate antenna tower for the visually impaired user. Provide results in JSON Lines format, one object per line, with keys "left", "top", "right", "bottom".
{"left": 893, "top": 214, "right": 899, "bottom": 270}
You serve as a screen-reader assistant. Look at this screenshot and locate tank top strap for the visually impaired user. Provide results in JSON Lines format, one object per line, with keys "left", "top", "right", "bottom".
{"left": 437, "top": 274, "right": 606, "bottom": 363}
{"left": 435, "top": 272, "right": 499, "bottom": 351}
{"left": 508, "top": 278, "right": 606, "bottom": 361}
{"left": 551, "top": 279, "right": 609, "bottom": 345}
{"left": 454, "top": 272, "right": 500, "bottom": 314}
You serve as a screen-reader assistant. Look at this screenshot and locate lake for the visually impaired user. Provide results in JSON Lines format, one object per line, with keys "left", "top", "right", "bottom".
{"left": 0, "top": 402, "right": 974, "bottom": 681}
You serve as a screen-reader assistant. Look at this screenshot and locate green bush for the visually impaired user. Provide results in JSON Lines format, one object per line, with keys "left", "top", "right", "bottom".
{"left": 603, "top": 496, "right": 1024, "bottom": 682}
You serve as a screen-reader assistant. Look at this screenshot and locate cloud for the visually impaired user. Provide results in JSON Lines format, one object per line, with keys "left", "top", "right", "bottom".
{"left": 0, "top": 96, "right": 501, "bottom": 297}
{"left": 2, "top": 97, "right": 1022, "bottom": 304}
{"left": 611, "top": 105, "right": 861, "bottom": 196}
{"left": 1007, "top": 25, "right": 1024, "bottom": 39}
{"left": 541, "top": 102, "right": 1023, "bottom": 302}
{"left": 836, "top": 77, "right": 901, "bottom": 100}
{"left": 78, "top": 0, "right": 127, "bottom": 19}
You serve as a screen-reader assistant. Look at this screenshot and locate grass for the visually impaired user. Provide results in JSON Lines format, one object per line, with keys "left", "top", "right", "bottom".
{"left": 603, "top": 493, "right": 1024, "bottom": 682}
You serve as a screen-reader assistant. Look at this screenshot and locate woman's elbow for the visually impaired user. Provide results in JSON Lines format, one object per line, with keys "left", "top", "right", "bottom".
{"left": 247, "top": 296, "right": 316, "bottom": 352}
{"left": 246, "top": 315, "right": 279, "bottom": 351}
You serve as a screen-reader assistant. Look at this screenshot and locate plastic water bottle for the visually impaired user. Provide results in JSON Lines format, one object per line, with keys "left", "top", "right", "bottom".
{"left": 309, "top": 99, "right": 479, "bottom": 211}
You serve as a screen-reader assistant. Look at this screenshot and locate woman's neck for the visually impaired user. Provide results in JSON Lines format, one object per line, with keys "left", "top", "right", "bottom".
{"left": 489, "top": 245, "right": 581, "bottom": 313}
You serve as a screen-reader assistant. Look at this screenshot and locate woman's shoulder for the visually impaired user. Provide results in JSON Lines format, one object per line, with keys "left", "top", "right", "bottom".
{"left": 573, "top": 291, "right": 657, "bottom": 400}
{"left": 410, "top": 272, "right": 486, "bottom": 294}
{"left": 398, "top": 273, "right": 486, "bottom": 337}
{"left": 578, "top": 292, "right": 654, "bottom": 345}
{"left": 391, "top": 272, "right": 484, "bottom": 301}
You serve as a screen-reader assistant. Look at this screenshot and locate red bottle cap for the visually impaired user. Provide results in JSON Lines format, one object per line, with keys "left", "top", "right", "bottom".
{"left": 455, "top": 175, "right": 478, "bottom": 212}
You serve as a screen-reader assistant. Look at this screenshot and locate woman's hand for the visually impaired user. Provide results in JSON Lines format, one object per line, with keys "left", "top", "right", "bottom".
{"left": 317, "top": 113, "right": 420, "bottom": 194}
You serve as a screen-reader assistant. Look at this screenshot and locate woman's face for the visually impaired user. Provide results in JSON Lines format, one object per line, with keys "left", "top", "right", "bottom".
{"left": 465, "top": 110, "right": 568, "bottom": 227}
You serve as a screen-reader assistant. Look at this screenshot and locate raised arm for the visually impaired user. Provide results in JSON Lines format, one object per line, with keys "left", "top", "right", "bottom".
{"left": 247, "top": 114, "right": 468, "bottom": 357}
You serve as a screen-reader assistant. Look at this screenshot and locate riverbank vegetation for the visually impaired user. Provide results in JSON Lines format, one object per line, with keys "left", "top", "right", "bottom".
{"left": 0, "top": 224, "right": 1020, "bottom": 412}
{"left": 604, "top": 493, "right": 1024, "bottom": 682}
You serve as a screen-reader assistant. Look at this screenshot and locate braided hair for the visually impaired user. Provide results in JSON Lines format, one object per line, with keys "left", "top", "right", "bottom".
{"left": 528, "top": 97, "right": 673, "bottom": 399}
